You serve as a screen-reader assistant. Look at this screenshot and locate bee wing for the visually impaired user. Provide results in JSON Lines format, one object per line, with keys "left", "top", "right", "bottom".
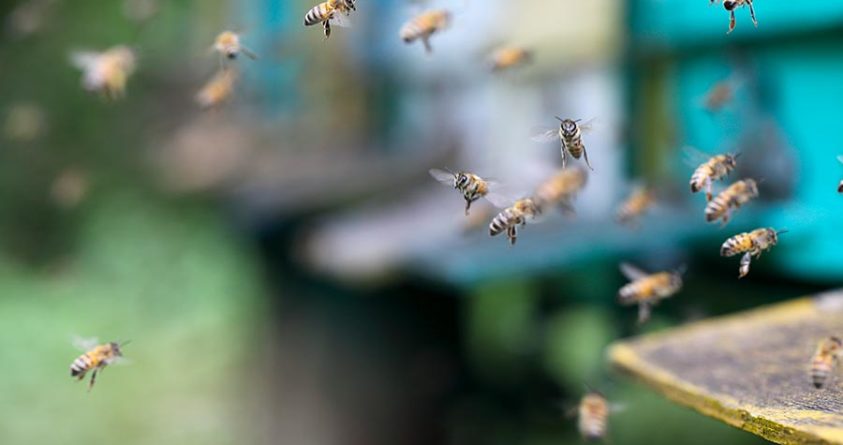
{"left": 329, "top": 12, "right": 352, "bottom": 28}
{"left": 619, "top": 262, "right": 649, "bottom": 281}
{"left": 610, "top": 402, "right": 627, "bottom": 413}
{"left": 682, "top": 146, "right": 714, "bottom": 168}
{"left": 72, "top": 335, "right": 99, "bottom": 351}
{"left": 530, "top": 127, "right": 558, "bottom": 143}
{"left": 69, "top": 51, "right": 99, "bottom": 70}
{"left": 577, "top": 117, "right": 598, "bottom": 133}
{"left": 483, "top": 192, "right": 514, "bottom": 209}
{"left": 108, "top": 356, "right": 132, "bottom": 366}
{"left": 429, "top": 168, "right": 455, "bottom": 185}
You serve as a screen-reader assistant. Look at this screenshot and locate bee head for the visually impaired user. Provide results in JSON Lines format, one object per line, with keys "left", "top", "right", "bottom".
{"left": 723, "top": 0, "right": 738, "bottom": 11}
{"left": 744, "top": 179, "right": 759, "bottom": 196}
{"left": 557, "top": 117, "right": 577, "bottom": 133}
{"left": 727, "top": 153, "right": 740, "bottom": 168}
{"left": 830, "top": 336, "right": 843, "bottom": 349}
{"left": 455, "top": 173, "right": 469, "bottom": 189}
{"left": 669, "top": 273, "right": 684, "bottom": 290}
{"left": 109, "top": 341, "right": 123, "bottom": 356}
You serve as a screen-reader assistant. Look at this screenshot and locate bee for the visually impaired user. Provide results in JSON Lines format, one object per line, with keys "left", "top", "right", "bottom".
{"left": 400, "top": 9, "right": 451, "bottom": 54}
{"left": 836, "top": 155, "right": 843, "bottom": 193}
{"left": 705, "top": 179, "right": 758, "bottom": 226}
{"left": 304, "top": 0, "right": 356, "bottom": 39}
{"left": 810, "top": 336, "right": 842, "bottom": 389}
{"left": 196, "top": 68, "right": 238, "bottom": 109}
{"left": 213, "top": 31, "right": 257, "bottom": 61}
{"left": 533, "top": 167, "right": 588, "bottom": 212}
{"left": 69, "top": 338, "right": 128, "bottom": 391}
{"left": 618, "top": 263, "right": 683, "bottom": 324}
{"left": 687, "top": 149, "right": 739, "bottom": 201}
{"left": 616, "top": 185, "right": 655, "bottom": 226}
{"left": 720, "top": 227, "right": 784, "bottom": 279}
{"left": 429, "top": 168, "right": 506, "bottom": 215}
{"left": 532, "top": 117, "right": 594, "bottom": 170}
{"left": 577, "top": 391, "right": 610, "bottom": 442}
{"left": 711, "top": 0, "right": 757, "bottom": 34}
{"left": 489, "top": 198, "right": 542, "bottom": 246}
{"left": 70, "top": 46, "right": 137, "bottom": 99}
{"left": 489, "top": 46, "right": 532, "bottom": 73}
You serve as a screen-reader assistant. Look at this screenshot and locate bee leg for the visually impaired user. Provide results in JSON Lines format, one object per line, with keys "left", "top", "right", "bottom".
{"left": 727, "top": 11, "right": 736, "bottom": 34}
{"left": 323, "top": 20, "right": 332, "bottom": 38}
{"left": 748, "top": 1, "right": 757, "bottom": 27}
{"left": 422, "top": 36, "right": 433, "bottom": 54}
{"left": 719, "top": 209, "right": 731, "bottom": 227}
{"left": 464, "top": 199, "right": 472, "bottom": 216}
{"left": 637, "top": 302, "right": 652, "bottom": 324}
{"left": 88, "top": 369, "right": 98, "bottom": 391}
{"left": 582, "top": 147, "right": 594, "bottom": 171}
{"left": 705, "top": 178, "right": 713, "bottom": 202}
{"left": 560, "top": 144, "right": 568, "bottom": 169}
{"left": 507, "top": 226, "right": 517, "bottom": 246}
{"left": 738, "top": 252, "right": 752, "bottom": 279}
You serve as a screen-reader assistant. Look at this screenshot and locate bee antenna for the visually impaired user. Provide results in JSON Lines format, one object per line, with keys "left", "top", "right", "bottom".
{"left": 554, "top": 115, "right": 564, "bottom": 122}
{"left": 776, "top": 229, "right": 789, "bottom": 235}
{"left": 733, "top": 152, "right": 743, "bottom": 159}
{"left": 120, "top": 340, "right": 132, "bottom": 347}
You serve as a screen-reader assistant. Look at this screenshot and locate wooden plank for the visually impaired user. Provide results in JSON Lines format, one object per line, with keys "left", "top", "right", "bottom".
{"left": 608, "top": 291, "right": 843, "bottom": 445}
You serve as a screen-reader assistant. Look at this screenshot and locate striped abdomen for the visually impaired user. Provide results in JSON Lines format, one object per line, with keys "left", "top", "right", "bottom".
{"left": 704, "top": 190, "right": 732, "bottom": 222}
{"left": 489, "top": 208, "right": 520, "bottom": 237}
{"left": 304, "top": 2, "right": 333, "bottom": 26}
{"left": 811, "top": 355, "right": 834, "bottom": 389}
{"left": 720, "top": 233, "right": 753, "bottom": 257}
{"left": 578, "top": 394, "right": 608, "bottom": 441}
{"left": 618, "top": 273, "right": 680, "bottom": 305}
{"left": 70, "top": 352, "right": 97, "bottom": 378}
{"left": 690, "top": 163, "right": 715, "bottom": 193}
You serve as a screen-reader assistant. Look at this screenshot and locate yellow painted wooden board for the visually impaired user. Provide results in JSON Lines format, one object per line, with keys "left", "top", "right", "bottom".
{"left": 608, "top": 291, "right": 843, "bottom": 445}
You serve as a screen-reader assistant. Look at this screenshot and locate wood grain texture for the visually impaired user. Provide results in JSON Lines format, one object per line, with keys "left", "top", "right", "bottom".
{"left": 609, "top": 291, "right": 843, "bottom": 445}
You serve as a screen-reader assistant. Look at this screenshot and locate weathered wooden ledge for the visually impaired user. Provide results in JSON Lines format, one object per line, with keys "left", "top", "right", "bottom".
{"left": 609, "top": 291, "right": 843, "bottom": 445}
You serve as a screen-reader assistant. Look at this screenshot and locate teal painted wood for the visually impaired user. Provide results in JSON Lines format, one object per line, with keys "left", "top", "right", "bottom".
{"left": 631, "top": 1, "right": 843, "bottom": 281}
{"left": 630, "top": 1, "right": 843, "bottom": 47}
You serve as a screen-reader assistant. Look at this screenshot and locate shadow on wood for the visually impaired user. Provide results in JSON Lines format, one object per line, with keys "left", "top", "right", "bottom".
{"left": 609, "top": 291, "right": 843, "bottom": 445}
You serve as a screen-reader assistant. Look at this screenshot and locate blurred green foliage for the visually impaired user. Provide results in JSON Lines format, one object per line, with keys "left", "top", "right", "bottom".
{"left": 0, "top": 191, "right": 264, "bottom": 444}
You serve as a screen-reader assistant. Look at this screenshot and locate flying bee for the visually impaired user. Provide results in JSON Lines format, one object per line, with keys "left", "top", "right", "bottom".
{"left": 69, "top": 338, "right": 129, "bottom": 391}
{"left": 429, "top": 168, "right": 509, "bottom": 215}
{"left": 304, "top": 0, "right": 356, "bottom": 38}
{"left": 577, "top": 391, "right": 610, "bottom": 442}
{"left": 532, "top": 117, "right": 595, "bottom": 170}
{"left": 618, "top": 263, "right": 683, "bottom": 324}
{"left": 616, "top": 185, "right": 656, "bottom": 226}
{"left": 400, "top": 9, "right": 451, "bottom": 54}
{"left": 810, "top": 336, "right": 842, "bottom": 389}
{"left": 720, "top": 227, "right": 785, "bottom": 279}
{"left": 836, "top": 156, "right": 843, "bottom": 193}
{"left": 196, "top": 68, "right": 238, "bottom": 109}
{"left": 705, "top": 178, "right": 759, "bottom": 226}
{"left": 488, "top": 46, "right": 532, "bottom": 73}
{"left": 213, "top": 31, "right": 257, "bottom": 61}
{"left": 687, "top": 148, "right": 739, "bottom": 201}
{"left": 70, "top": 45, "right": 137, "bottom": 99}
{"left": 703, "top": 80, "right": 734, "bottom": 112}
{"left": 711, "top": 0, "right": 757, "bottom": 34}
{"left": 533, "top": 167, "right": 588, "bottom": 212}
{"left": 489, "top": 198, "right": 542, "bottom": 246}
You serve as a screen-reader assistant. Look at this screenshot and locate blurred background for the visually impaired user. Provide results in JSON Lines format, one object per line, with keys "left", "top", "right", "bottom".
{"left": 2, "top": 0, "right": 842, "bottom": 443}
